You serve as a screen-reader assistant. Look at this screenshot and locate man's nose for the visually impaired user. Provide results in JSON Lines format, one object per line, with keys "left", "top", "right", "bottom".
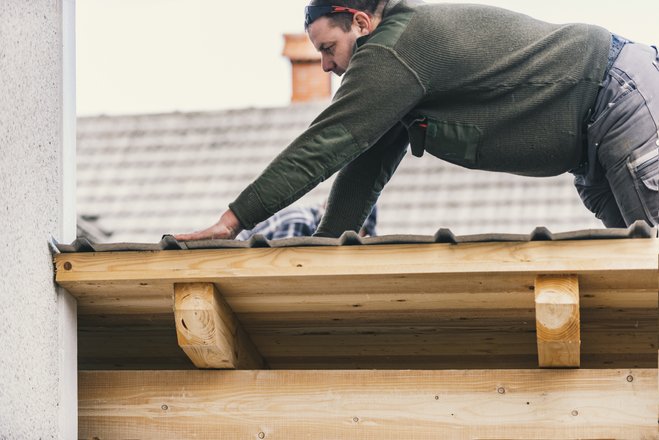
{"left": 321, "top": 55, "right": 334, "bottom": 73}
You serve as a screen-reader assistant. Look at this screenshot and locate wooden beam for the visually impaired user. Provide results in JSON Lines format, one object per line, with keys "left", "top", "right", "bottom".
{"left": 54, "top": 239, "right": 659, "bottom": 318}
{"left": 174, "top": 283, "right": 264, "bottom": 369}
{"left": 56, "top": 240, "right": 659, "bottom": 286}
{"left": 79, "top": 369, "right": 658, "bottom": 439}
{"left": 535, "top": 275, "right": 581, "bottom": 368}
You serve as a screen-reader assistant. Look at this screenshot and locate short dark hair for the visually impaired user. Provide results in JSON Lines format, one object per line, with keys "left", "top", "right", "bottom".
{"left": 305, "top": 0, "right": 384, "bottom": 32}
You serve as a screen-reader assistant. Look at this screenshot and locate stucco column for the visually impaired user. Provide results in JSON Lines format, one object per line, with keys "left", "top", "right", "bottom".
{"left": 0, "top": 0, "right": 77, "bottom": 437}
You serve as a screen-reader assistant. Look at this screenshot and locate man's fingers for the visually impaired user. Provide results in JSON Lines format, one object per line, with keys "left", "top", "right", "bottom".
{"left": 174, "top": 229, "right": 214, "bottom": 241}
{"left": 173, "top": 232, "right": 203, "bottom": 241}
{"left": 173, "top": 226, "right": 231, "bottom": 241}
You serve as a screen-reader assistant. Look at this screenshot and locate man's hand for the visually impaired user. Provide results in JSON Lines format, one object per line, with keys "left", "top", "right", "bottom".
{"left": 173, "top": 209, "right": 243, "bottom": 241}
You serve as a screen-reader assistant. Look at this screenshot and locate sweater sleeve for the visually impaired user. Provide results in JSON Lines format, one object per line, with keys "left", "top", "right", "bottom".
{"left": 314, "top": 122, "right": 409, "bottom": 238}
{"left": 229, "top": 44, "right": 425, "bottom": 229}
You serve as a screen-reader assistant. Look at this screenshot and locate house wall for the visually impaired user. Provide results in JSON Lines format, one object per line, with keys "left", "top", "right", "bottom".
{"left": 0, "top": 0, "right": 77, "bottom": 438}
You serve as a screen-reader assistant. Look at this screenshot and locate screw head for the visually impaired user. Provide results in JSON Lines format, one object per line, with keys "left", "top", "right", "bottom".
{"left": 161, "top": 404, "right": 168, "bottom": 411}
{"left": 497, "top": 387, "right": 505, "bottom": 394}
{"left": 571, "top": 410, "right": 579, "bottom": 416}
{"left": 626, "top": 375, "right": 634, "bottom": 382}
{"left": 353, "top": 417, "right": 359, "bottom": 423}
{"left": 63, "top": 262, "right": 72, "bottom": 270}
{"left": 258, "top": 433, "right": 265, "bottom": 439}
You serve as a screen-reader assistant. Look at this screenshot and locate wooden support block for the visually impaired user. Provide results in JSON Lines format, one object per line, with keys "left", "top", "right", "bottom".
{"left": 79, "top": 369, "right": 659, "bottom": 439}
{"left": 174, "top": 283, "right": 264, "bottom": 369}
{"left": 535, "top": 275, "right": 580, "bottom": 368}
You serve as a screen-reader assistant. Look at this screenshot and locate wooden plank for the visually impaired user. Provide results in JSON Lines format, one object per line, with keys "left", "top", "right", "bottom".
{"left": 245, "top": 328, "right": 654, "bottom": 358}
{"left": 56, "top": 239, "right": 659, "bottom": 285}
{"left": 535, "top": 275, "right": 581, "bottom": 368}
{"left": 79, "top": 369, "right": 659, "bottom": 439}
{"left": 78, "top": 324, "right": 194, "bottom": 370}
{"left": 68, "top": 275, "right": 657, "bottom": 317}
{"left": 76, "top": 306, "right": 656, "bottom": 370}
{"left": 264, "top": 353, "right": 656, "bottom": 370}
{"left": 76, "top": 323, "right": 656, "bottom": 371}
{"left": 239, "top": 306, "right": 656, "bottom": 327}
{"left": 69, "top": 280, "right": 658, "bottom": 321}
{"left": 174, "top": 283, "right": 264, "bottom": 369}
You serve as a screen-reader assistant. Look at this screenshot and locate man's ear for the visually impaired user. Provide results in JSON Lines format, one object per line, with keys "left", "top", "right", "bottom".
{"left": 353, "top": 11, "right": 372, "bottom": 35}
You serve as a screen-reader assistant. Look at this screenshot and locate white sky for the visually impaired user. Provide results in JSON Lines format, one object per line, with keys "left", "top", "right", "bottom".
{"left": 77, "top": 0, "right": 659, "bottom": 116}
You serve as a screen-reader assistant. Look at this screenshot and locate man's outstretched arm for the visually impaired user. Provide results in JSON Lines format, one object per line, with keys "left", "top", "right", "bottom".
{"left": 315, "top": 122, "right": 409, "bottom": 238}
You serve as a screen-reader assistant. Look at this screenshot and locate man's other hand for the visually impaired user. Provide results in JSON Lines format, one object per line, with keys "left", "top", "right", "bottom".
{"left": 173, "top": 209, "right": 243, "bottom": 241}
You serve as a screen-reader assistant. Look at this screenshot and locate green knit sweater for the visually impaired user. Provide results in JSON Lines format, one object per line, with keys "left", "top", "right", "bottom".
{"left": 230, "top": 0, "right": 611, "bottom": 237}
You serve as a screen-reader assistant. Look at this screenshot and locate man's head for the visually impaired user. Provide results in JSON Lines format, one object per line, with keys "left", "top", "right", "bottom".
{"left": 304, "top": 1, "right": 385, "bottom": 76}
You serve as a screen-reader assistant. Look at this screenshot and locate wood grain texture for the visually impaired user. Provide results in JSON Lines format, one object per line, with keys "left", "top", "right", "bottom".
{"left": 535, "top": 275, "right": 581, "bottom": 367}
{"left": 174, "top": 283, "right": 264, "bottom": 369}
{"left": 56, "top": 239, "right": 659, "bottom": 285}
{"left": 79, "top": 369, "right": 659, "bottom": 439}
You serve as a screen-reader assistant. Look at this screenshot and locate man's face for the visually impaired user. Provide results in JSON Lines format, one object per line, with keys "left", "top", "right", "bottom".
{"left": 307, "top": 16, "right": 362, "bottom": 76}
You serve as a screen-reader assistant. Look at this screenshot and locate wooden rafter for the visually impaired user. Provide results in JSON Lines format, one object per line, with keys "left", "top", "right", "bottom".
{"left": 535, "top": 275, "right": 580, "bottom": 367}
{"left": 174, "top": 283, "right": 264, "bottom": 369}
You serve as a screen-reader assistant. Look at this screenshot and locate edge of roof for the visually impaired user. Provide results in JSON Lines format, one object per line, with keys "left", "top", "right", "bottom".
{"left": 54, "top": 221, "right": 658, "bottom": 253}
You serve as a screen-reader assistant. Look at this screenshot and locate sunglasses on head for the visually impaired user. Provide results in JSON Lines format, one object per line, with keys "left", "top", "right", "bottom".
{"left": 304, "top": 5, "right": 363, "bottom": 27}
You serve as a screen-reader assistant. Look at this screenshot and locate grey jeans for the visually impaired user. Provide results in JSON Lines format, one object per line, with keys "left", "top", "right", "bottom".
{"left": 573, "top": 40, "right": 659, "bottom": 227}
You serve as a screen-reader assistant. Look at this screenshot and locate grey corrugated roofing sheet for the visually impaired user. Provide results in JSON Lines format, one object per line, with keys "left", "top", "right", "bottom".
{"left": 55, "top": 221, "right": 657, "bottom": 253}
{"left": 77, "top": 102, "right": 606, "bottom": 243}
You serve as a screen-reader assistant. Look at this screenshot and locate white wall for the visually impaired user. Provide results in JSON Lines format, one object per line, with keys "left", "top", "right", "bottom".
{"left": 0, "top": 0, "right": 77, "bottom": 438}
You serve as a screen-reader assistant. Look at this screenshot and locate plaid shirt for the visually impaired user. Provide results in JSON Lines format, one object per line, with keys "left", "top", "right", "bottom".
{"left": 237, "top": 205, "right": 378, "bottom": 240}
{"left": 236, "top": 206, "right": 324, "bottom": 240}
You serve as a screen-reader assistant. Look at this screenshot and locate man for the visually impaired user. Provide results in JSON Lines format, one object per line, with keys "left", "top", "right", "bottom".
{"left": 175, "top": 0, "right": 658, "bottom": 242}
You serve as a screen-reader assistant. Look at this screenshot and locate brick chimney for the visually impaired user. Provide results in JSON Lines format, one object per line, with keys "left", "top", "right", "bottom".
{"left": 282, "top": 34, "right": 332, "bottom": 103}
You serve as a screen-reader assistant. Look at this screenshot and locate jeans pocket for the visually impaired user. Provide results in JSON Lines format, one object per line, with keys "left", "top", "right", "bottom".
{"left": 593, "top": 69, "right": 638, "bottom": 124}
{"left": 627, "top": 141, "right": 658, "bottom": 222}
